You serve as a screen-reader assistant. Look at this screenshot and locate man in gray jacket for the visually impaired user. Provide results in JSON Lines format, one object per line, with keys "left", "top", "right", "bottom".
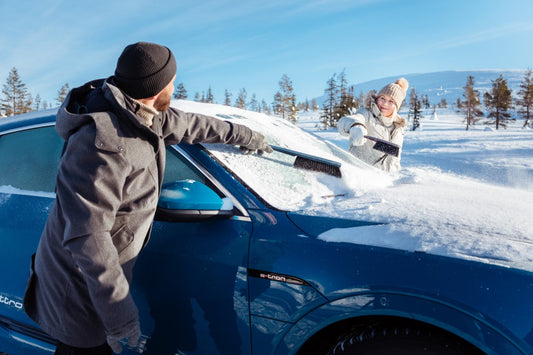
{"left": 23, "top": 42, "right": 272, "bottom": 354}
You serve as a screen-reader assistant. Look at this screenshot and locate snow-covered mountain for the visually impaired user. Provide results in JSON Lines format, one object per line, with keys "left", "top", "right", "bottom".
{"left": 319, "top": 70, "right": 528, "bottom": 107}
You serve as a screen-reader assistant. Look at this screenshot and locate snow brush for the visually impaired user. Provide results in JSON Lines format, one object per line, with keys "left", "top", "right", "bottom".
{"left": 364, "top": 136, "right": 400, "bottom": 157}
{"left": 270, "top": 145, "right": 342, "bottom": 178}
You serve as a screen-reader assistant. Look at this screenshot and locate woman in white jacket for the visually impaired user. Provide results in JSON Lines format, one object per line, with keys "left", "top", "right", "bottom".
{"left": 338, "top": 78, "right": 409, "bottom": 172}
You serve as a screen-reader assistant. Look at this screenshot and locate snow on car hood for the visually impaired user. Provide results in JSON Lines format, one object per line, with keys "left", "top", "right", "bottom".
{"left": 307, "top": 168, "right": 533, "bottom": 272}
{"left": 173, "top": 100, "right": 533, "bottom": 272}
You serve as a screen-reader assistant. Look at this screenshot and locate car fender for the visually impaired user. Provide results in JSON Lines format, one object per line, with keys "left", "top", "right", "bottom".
{"left": 275, "top": 291, "right": 529, "bottom": 355}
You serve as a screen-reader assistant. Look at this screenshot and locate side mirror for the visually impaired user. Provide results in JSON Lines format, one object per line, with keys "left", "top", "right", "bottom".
{"left": 155, "top": 180, "right": 234, "bottom": 222}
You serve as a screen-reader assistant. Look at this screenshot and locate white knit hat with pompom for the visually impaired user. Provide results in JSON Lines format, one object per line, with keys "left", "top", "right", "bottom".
{"left": 377, "top": 78, "right": 409, "bottom": 109}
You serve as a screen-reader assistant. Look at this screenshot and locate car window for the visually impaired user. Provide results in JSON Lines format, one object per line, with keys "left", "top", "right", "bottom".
{"left": 163, "top": 147, "right": 207, "bottom": 185}
{"left": 0, "top": 125, "right": 63, "bottom": 193}
{"left": 0, "top": 125, "right": 207, "bottom": 196}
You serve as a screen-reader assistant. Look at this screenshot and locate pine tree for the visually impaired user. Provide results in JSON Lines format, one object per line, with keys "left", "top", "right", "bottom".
{"left": 34, "top": 93, "right": 42, "bottom": 111}
{"left": 261, "top": 99, "right": 271, "bottom": 114}
{"left": 516, "top": 69, "right": 533, "bottom": 128}
{"left": 1, "top": 67, "right": 32, "bottom": 116}
{"left": 173, "top": 82, "right": 187, "bottom": 99}
{"left": 276, "top": 74, "right": 298, "bottom": 123}
{"left": 461, "top": 76, "right": 484, "bottom": 130}
{"left": 272, "top": 91, "right": 283, "bottom": 116}
{"left": 249, "top": 94, "right": 259, "bottom": 112}
{"left": 320, "top": 74, "right": 338, "bottom": 128}
{"left": 311, "top": 98, "right": 319, "bottom": 111}
{"left": 409, "top": 87, "right": 422, "bottom": 131}
{"left": 206, "top": 86, "right": 214, "bottom": 103}
{"left": 57, "top": 83, "right": 70, "bottom": 105}
{"left": 224, "top": 90, "right": 232, "bottom": 106}
{"left": 484, "top": 75, "right": 513, "bottom": 129}
{"left": 235, "top": 88, "right": 247, "bottom": 109}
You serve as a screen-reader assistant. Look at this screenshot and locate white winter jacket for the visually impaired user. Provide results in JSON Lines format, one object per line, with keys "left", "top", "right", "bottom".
{"left": 338, "top": 93, "right": 405, "bottom": 172}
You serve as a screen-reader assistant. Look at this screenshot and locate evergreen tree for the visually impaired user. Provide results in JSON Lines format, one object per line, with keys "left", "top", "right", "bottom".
{"left": 194, "top": 92, "right": 201, "bottom": 102}
{"left": 1, "top": 67, "right": 32, "bottom": 116}
{"left": 173, "top": 82, "right": 187, "bottom": 99}
{"left": 320, "top": 74, "right": 338, "bottom": 128}
{"left": 249, "top": 94, "right": 259, "bottom": 112}
{"left": 206, "top": 86, "right": 214, "bottom": 103}
{"left": 235, "top": 88, "right": 247, "bottom": 109}
{"left": 409, "top": 88, "right": 422, "bottom": 131}
{"left": 224, "top": 89, "right": 232, "bottom": 106}
{"left": 461, "top": 76, "right": 484, "bottom": 130}
{"left": 422, "top": 94, "right": 430, "bottom": 109}
{"left": 34, "top": 93, "right": 42, "bottom": 111}
{"left": 276, "top": 74, "right": 298, "bottom": 123}
{"left": 57, "top": 83, "right": 70, "bottom": 105}
{"left": 261, "top": 99, "right": 271, "bottom": 114}
{"left": 272, "top": 91, "right": 283, "bottom": 116}
{"left": 516, "top": 69, "right": 533, "bottom": 128}
{"left": 333, "top": 70, "right": 358, "bottom": 122}
{"left": 311, "top": 98, "right": 319, "bottom": 111}
{"left": 483, "top": 75, "right": 513, "bottom": 129}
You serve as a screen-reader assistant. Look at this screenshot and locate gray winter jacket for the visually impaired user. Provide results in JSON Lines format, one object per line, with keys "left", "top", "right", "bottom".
{"left": 23, "top": 78, "right": 258, "bottom": 347}
{"left": 337, "top": 92, "right": 405, "bottom": 172}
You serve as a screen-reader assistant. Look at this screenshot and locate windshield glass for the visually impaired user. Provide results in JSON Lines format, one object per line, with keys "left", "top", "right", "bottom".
{"left": 197, "top": 108, "right": 393, "bottom": 211}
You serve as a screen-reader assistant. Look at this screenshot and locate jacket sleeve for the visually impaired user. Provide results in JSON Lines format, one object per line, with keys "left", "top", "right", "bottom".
{"left": 160, "top": 108, "right": 255, "bottom": 147}
{"left": 337, "top": 112, "right": 367, "bottom": 136}
{"left": 58, "top": 125, "right": 139, "bottom": 336}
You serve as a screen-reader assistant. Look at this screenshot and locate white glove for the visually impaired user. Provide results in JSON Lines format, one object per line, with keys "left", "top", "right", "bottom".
{"left": 106, "top": 322, "right": 141, "bottom": 354}
{"left": 349, "top": 125, "right": 368, "bottom": 147}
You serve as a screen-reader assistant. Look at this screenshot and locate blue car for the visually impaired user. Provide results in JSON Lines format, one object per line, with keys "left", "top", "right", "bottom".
{"left": 0, "top": 103, "right": 532, "bottom": 355}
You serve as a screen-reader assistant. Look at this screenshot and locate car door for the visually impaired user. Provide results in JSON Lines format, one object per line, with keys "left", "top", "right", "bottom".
{"left": 0, "top": 124, "right": 254, "bottom": 354}
{"left": 0, "top": 124, "right": 62, "bottom": 352}
{"left": 128, "top": 146, "right": 254, "bottom": 355}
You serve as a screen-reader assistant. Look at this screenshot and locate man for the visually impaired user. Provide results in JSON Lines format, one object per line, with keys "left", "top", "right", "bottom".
{"left": 23, "top": 42, "right": 272, "bottom": 354}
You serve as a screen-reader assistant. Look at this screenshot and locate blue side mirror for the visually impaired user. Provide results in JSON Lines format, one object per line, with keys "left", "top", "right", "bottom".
{"left": 156, "top": 180, "right": 234, "bottom": 222}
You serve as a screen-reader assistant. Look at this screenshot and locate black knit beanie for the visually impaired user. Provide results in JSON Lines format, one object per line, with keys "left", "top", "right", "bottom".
{"left": 114, "top": 42, "right": 177, "bottom": 99}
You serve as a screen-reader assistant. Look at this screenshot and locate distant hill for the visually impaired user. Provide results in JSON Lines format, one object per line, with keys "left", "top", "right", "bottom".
{"left": 318, "top": 70, "right": 527, "bottom": 107}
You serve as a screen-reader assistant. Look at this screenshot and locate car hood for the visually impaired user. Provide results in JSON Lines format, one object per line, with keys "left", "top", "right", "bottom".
{"left": 290, "top": 167, "right": 533, "bottom": 273}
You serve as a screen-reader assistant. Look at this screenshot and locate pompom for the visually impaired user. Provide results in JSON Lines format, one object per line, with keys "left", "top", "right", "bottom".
{"left": 396, "top": 77, "right": 409, "bottom": 90}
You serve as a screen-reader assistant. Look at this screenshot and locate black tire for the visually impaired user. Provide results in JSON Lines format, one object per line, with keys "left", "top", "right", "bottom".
{"left": 327, "top": 321, "right": 484, "bottom": 355}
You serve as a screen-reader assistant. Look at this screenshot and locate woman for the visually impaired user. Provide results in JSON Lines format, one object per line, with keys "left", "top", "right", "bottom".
{"left": 338, "top": 78, "right": 409, "bottom": 172}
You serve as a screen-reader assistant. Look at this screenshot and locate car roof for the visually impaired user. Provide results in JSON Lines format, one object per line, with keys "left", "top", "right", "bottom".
{"left": 0, "top": 109, "right": 57, "bottom": 133}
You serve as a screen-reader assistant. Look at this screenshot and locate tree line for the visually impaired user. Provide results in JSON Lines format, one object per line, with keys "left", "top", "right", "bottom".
{"left": 0, "top": 67, "right": 71, "bottom": 117}
{"left": 2, "top": 66, "right": 533, "bottom": 132}
{"left": 322, "top": 70, "right": 533, "bottom": 131}
{"left": 172, "top": 74, "right": 309, "bottom": 124}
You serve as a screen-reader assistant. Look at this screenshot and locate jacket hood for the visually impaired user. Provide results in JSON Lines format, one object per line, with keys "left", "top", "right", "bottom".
{"left": 55, "top": 78, "right": 147, "bottom": 142}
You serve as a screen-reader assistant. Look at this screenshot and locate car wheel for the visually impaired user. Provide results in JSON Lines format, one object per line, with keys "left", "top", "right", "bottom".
{"left": 327, "top": 321, "right": 483, "bottom": 355}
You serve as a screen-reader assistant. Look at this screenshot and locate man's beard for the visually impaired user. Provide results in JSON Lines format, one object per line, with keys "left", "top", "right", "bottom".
{"left": 154, "top": 89, "right": 171, "bottom": 112}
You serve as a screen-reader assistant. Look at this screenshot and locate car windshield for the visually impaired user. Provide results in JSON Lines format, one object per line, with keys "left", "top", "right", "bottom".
{"left": 193, "top": 106, "right": 393, "bottom": 211}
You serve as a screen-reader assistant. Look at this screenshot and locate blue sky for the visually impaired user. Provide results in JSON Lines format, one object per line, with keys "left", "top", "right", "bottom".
{"left": 1, "top": 0, "right": 532, "bottom": 106}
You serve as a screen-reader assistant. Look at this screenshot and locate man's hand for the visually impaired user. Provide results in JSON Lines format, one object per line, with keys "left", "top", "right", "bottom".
{"left": 106, "top": 322, "right": 141, "bottom": 354}
{"left": 240, "top": 131, "right": 273, "bottom": 155}
{"left": 349, "top": 125, "right": 368, "bottom": 147}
